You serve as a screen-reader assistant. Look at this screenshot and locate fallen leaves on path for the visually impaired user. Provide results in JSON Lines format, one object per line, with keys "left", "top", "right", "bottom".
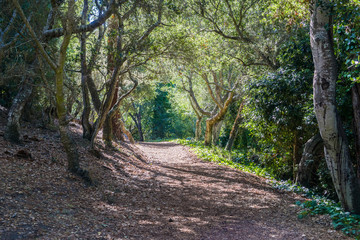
{"left": 0, "top": 113, "right": 350, "bottom": 239}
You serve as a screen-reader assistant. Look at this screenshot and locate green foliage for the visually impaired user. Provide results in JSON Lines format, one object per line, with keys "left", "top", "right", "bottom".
{"left": 248, "top": 68, "right": 313, "bottom": 130}
{"left": 277, "top": 26, "right": 313, "bottom": 72}
{"left": 243, "top": 67, "right": 315, "bottom": 179}
{"left": 175, "top": 139, "right": 273, "bottom": 178}
{"left": 314, "top": 160, "right": 338, "bottom": 200}
{"left": 271, "top": 180, "right": 359, "bottom": 238}
{"left": 297, "top": 199, "right": 360, "bottom": 238}
{"left": 144, "top": 82, "right": 195, "bottom": 140}
{"left": 150, "top": 83, "right": 174, "bottom": 139}
{"left": 272, "top": 180, "right": 311, "bottom": 195}
{"left": 334, "top": 0, "right": 360, "bottom": 82}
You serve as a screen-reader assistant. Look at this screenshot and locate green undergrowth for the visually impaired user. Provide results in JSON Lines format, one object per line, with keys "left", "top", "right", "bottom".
{"left": 147, "top": 138, "right": 177, "bottom": 142}
{"left": 174, "top": 139, "right": 360, "bottom": 239}
{"left": 275, "top": 180, "right": 360, "bottom": 239}
{"left": 175, "top": 139, "right": 273, "bottom": 178}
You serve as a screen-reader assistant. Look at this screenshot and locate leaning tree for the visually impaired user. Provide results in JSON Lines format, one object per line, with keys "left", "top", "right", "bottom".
{"left": 309, "top": 0, "right": 360, "bottom": 214}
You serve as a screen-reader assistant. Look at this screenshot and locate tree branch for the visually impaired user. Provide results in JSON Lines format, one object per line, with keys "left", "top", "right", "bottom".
{"left": 12, "top": 0, "right": 57, "bottom": 70}
{"left": 42, "top": 0, "right": 116, "bottom": 39}
{"left": 185, "top": 72, "right": 212, "bottom": 117}
{"left": 202, "top": 72, "right": 222, "bottom": 109}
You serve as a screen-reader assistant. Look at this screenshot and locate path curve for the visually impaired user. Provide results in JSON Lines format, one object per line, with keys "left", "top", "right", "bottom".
{"left": 136, "top": 141, "right": 348, "bottom": 240}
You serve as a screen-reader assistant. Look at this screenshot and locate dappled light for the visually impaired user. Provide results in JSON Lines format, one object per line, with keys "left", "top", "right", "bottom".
{"left": 1, "top": 0, "right": 360, "bottom": 238}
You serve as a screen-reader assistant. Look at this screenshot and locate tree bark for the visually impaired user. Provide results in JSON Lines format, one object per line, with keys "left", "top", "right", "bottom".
{"left": 188, "top": 95, "right": 203, "bottom": 141}
{"left": 118, "top": 118, "right": 135, "bottom": 144}
{"left": 204, "top": 92, "right": 234, "bottom": 146}
{"left": 212, "top": 120, "right": 223, "bottom": 146}
{"left": 296, "top": 133, "right": 323, "bottom": 187}
{"left": 225, "top": 102, "right": 244, "bottom": 151}
{"left": 292, "top": 132, "right": 300, "bottom": 180}
{"left": 102, "top": 74, "right": 138, "bottom": 147}
{"left": 204, "top": 119, "right": 214, "bottom": 146}
{"left": 90, "top": 64, "right": 121, "bottom": 148}
{"left": 103, "top": 114, "right": 114, "bottom": 147}
{"left": 112, "top": 103, "right": 124, "bottom": 141}
{"left": 81, "top": 65, "right": 93, "bottom": 140}
{"left": 310, "top": 0, "right": 360, "bottom": 213}
{"left": 195, "top": 115, "right": 203, "bottom": 141}
{"left": 5, "top": 76, "right": 34, "bottom": 143}
{"left": 351, "top": 83, "right": 360, "bottom": 178}
{"left": 80, "top": 0, "right": 93, "bottom": 140}
{"left": 56, "top": 29, "right": 81, "bottom": 172}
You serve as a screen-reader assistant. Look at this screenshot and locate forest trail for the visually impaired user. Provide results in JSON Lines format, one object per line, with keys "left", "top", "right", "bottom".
{"left": 136, "top": 142, "right": 348, "bottom": 240}
{"left": 0, "top": 112, "right": 349, "bottom": 240}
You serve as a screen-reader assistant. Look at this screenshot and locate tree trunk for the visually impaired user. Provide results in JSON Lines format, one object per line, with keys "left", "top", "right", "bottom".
{"left": 103, "top": 115, "right": 114, "bottom": 147}
{"left": 119, "top": 118, "right": 135, "bottom": 144}
{"left": 136, "top": 111, "right": 144, "bottom": 141}
{"left": 90, "top": 63, "right": 121, "bottom": 148}
{"left": 225, "top": 102, "right": 244, "bottom": 151}
{"left": 310, "top": 0, "right": 360, "bottom": 214}
{"left": 195, "top": 115, "right": 202, "bottom": 141}
{"left": 292, "top": 132, "right": 300, "bottom": 180}
{"left": 130, "top": 108, "right": 144, "bottom": 141}
{"left": 5, "top": 76, "right": 34, "bottom": 143}
{"left": 204, "top": 119, "right": 215, "bottom": 146}
{"left": 101, "top": 73, "right": 137, "bottom": 147}
{"left": 107, "top": 82, "right": 124, "bottom": 142}
{"left": 351, "top": 83, "right": 360, "bottom": 178}
{"left": 56, "top": 33, "right": 80, "bottom": 173}
{"left": 11, "top": 0, "right": 91, "bottom": 183}
{"left": 113, "top": 117, "right": 126, "bottom": 142}
{"left": 86, "top": 76, "right": 101, "bottom": 113}
{"left": 296, "top": 133, "right": 323, "bottom": 187}
{"left": 80, "top": 6, "right": 93, "bottom": 140}
{"left": 204, "top": 92, "right": 234, "bottom": 146}
{"left": 102, "top": 15, "right": 123, "bottom": 146}
{"left": 204, "top": 119, "right": 222, "bottom": 146}
{"left": 138, "top": 124, "right": 144, "bottom": 141}
{"left": 212, "top": 120, "right": 223, "bottom": 146}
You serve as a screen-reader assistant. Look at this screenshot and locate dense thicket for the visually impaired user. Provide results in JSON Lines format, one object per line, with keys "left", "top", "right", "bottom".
{"left": 1, "top": 0, "right": 360, "bottom": 214}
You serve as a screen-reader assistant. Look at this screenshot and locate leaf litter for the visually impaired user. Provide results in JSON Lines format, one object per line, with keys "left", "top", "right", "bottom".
{"left": 0, "top": 110, "right": 351, "bottom": 239}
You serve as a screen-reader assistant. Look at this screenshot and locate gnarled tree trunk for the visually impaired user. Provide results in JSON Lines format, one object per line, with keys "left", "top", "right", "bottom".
{"left": 188, "top": 96, "right": 204, "bottom": 141}
{"left": 129, "top": 103, "right": 144, "bottom": 141}
{"left": 296, "top": 133, "right": 323, "bottom": 187}
{"left": 195, "top": 115, "right": 203, "bottom": 141}
{"left": 81, "top": 78, "right": 93, "bottom": 140}
{"left": 225, "top": 102, "right": 244, "bottom": 151}
{"left": 5, "top": 76, "right": 34, "bottom": 143}
{"left": 351, "top": 83, "right": 360, "bottom": 178}
{"left": 212, "top": 120, "right": 223, "bottom": 146}
{"left": 118, "top": 117, "right": 135, "bottom": 144}
{"left": 102, "top": 74, "right": 138, "bottom": 147}
{"left": 204, "top": 92, "right": 234, "bottom": 146}
{"left": 310, "top": 0, "right": 360, "bottom": 214}
{"left": 56, "top": 30, "right": 81, "bottom": 173}
{"left": 91, "top": 64, "right": 121, "bottom": 148}
{"left": 80, "top": 0, "right": 93, "bottom": 140}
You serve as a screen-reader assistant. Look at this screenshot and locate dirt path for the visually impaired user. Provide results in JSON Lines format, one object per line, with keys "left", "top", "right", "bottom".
{"left": 0, "top": 123, "right": 349, "bottom": 240}
{"left": 136, "top": 142, "right": 347, "bottom": 240}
